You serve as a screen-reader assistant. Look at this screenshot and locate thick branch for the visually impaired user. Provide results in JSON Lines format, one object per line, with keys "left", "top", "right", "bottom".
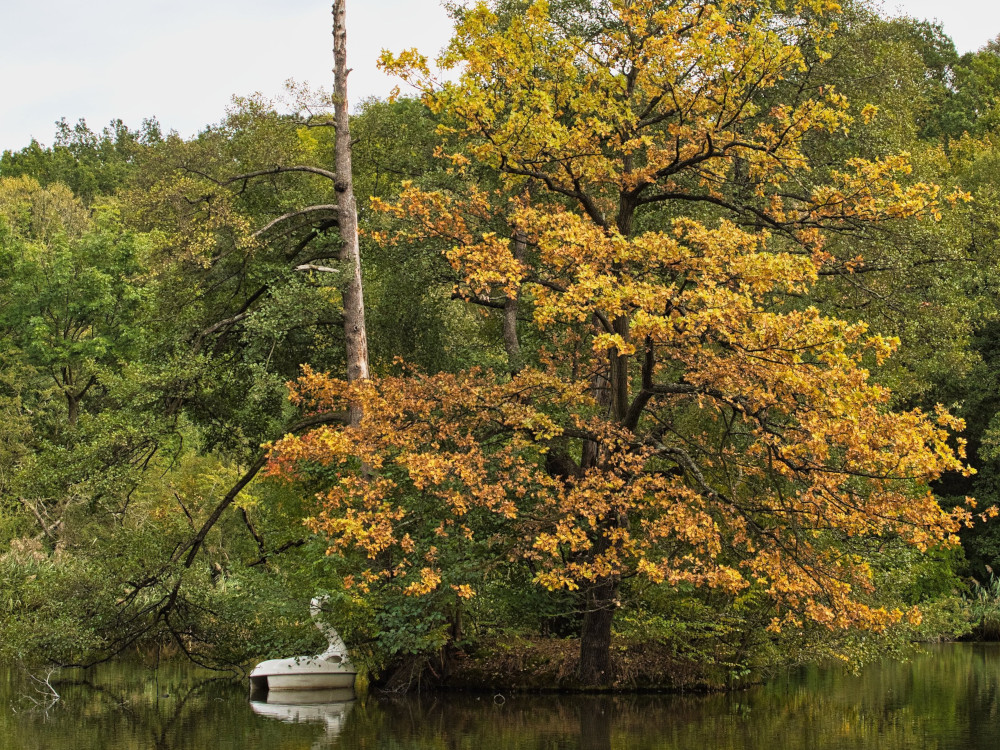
{"left": 296, "top": 264, "right": 341, "bottom": 274}
{"left": 498, "top": 162, "right": 608, "bottom": 229}
{"left": 453, "top": 291, "right": 507, "bottom": 309}
{"left": 623, "top": 337, "right": 657, "bottom": 430}
{"left": 254, "top": 205, "right": 339, "bottom": 237}
{"left": 187, "top": 165, "right": 339, "bottom": 187}
{"left": 198, "top": 312, "right": 252, "bottom": 340}
{"left": 657, "top": 445, "right": 720, "bottom": 500}
{"left": 174, "top": 411, "right": 350, "bottom": 569}
{"left": 247, "top": 539, "right": 308, "bottom": 568}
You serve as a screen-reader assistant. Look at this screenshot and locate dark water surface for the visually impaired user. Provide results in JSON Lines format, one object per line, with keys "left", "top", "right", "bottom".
{"left": 3, "top": 643, "right": 1000, "bottom": 749}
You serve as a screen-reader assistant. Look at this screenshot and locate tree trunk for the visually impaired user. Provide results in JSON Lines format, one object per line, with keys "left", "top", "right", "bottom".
{"left": 503, "top": 232, "right": 526, "bottom": 375}
{"left": 578, "top": 311, "right": 630, "bottom": 682}
{"left": 333, "top": 0, "right": 370, "bottom": 412}
{"left": 67, "top": 393, "right": 80, "bottom": 428}
{"left": 64, "top": 375, "right": 96, "bottom": 427}
{"left": 582, "top": 316, "right": 613, "bottom": 470}
{"left": 577, "top": 576, "right": 618, "bottom": 686}
{"left": 609, "top": 316, "right": 630, "bottom": 423}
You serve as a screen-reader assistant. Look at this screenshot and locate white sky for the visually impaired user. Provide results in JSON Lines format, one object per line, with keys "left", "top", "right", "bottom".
{"left": 0, "top": 0, "right": 998, "bottom": 152}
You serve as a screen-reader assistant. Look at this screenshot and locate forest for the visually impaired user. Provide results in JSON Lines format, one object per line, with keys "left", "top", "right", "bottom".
{"left": 3, "top": 0, "right": 1000, "bottom": 692}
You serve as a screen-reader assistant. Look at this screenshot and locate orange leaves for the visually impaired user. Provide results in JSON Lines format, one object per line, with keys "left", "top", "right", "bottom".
{"left": 270, "top": 349, "right": 973, "bottom": 630}
{"left": 268, "top": 366, "right": 592, "bottom": 589}
{"left": 404, "top": 568, "right": 443, "bottom": 596}
{"left": 452, "top": 584, "right": 477, "bottom": 599}
{"left": 371, "top": 183, "right": 525, "bottom": 299}
{"left": 446, "top": 232, "right": 523, "bottom": 299}
{"left": 507, "top": 208, "right": 824, "bottom": 364}
{"left": 282, "top": 0, "right": 985, "bottom": 639}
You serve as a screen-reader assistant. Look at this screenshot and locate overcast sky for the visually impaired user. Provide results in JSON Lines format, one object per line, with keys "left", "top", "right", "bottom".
{"left": 1, "top": 0, "right": 998, "bottom": 152}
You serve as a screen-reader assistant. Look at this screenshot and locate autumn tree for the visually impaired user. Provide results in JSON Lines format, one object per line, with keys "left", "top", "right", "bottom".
{"left": 0, "top": 0, "right": 987, "bottom": 680}
{"left": 266, "top": 0, "right": 983, "bottom": 686}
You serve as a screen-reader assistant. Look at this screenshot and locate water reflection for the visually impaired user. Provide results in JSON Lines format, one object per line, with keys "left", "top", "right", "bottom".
{"left": 251, "top": 689, "right": 355, "bottom": 750}
{"left": 3, "top": 644, "right": 1000, "bottom": 749}
{"left": 0, "top": 661, "right": 323, "bottom": 750}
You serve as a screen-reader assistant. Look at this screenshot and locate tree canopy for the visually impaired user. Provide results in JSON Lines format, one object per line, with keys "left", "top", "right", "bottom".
{"left": 268, "top": 0, "right": 987, "bottom": 684}
{"left": 2, "top": 0, "right": 1000, "bottom": 690}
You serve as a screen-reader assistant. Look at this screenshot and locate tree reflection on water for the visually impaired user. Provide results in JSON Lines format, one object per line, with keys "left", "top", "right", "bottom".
{"left": 2, "top": 643, "right": 1000, "bottom": 750}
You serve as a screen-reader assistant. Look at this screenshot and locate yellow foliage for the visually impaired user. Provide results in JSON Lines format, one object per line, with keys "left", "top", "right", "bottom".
{"left": 270, "top": 0, "right": 975, "bottom": 634}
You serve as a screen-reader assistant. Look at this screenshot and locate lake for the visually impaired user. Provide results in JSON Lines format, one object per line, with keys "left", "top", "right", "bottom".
{"left": 2, "top": 643, "right": 999, "bottom": 749}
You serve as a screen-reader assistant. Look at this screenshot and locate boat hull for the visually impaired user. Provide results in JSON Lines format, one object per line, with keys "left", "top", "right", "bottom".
{"left": 264, "top": 672, "right": 357, "bottom": 690}
{"left": 249, "top": 655, "right": 357, "bottom": 697}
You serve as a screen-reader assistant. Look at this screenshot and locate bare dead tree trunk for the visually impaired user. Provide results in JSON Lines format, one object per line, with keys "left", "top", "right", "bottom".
{"left": 333, "top": 0, "right": 370, "bottom": 415}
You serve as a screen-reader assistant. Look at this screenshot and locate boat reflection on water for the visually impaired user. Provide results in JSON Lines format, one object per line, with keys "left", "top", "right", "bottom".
{"left": 251, "top": 688, "right": 355, "bottom": 749}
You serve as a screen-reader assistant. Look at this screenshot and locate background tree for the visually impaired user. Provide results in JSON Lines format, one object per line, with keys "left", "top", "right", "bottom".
{"left": 0, "top": 118, "right": 162, "bottom": 204}
{"left": 0, "top": 1, "right": 382, "bottom": 668}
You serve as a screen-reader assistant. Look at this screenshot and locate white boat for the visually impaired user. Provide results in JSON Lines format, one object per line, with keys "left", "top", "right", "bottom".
{"left": 249, "top": 598, "right": 357, "bottom": 695}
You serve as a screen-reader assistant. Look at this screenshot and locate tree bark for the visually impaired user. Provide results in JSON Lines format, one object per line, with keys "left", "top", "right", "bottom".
{"left": 503, "top": 232, "right": 526, "bottom": 375}
{"left": 577, "top": 576, "right": 618, "bottom": 686}
{"left": 64, "top": 375, "right": 95, "bottom": 427}
{"left": 609, "top": 316, "right": 631, "bottom": 423}
{"left": 333, "top": 0, "right": 370, "bottom": 416}
{"left": 576, "top": 198, "right": 637, "bottom": 681}
{"left": 579, "top": 317, "right": 627, "bottom": 685}
{"left": 67, "top": 393, "right": 79, "bottom": 428}
{"left": 582, "top": 315, "right": 613, "bottom": 471}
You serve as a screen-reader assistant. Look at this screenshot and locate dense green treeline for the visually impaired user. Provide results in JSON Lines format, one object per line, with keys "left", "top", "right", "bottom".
{"left": 3, "top": 0, "right": 1000, "bottom": 689}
